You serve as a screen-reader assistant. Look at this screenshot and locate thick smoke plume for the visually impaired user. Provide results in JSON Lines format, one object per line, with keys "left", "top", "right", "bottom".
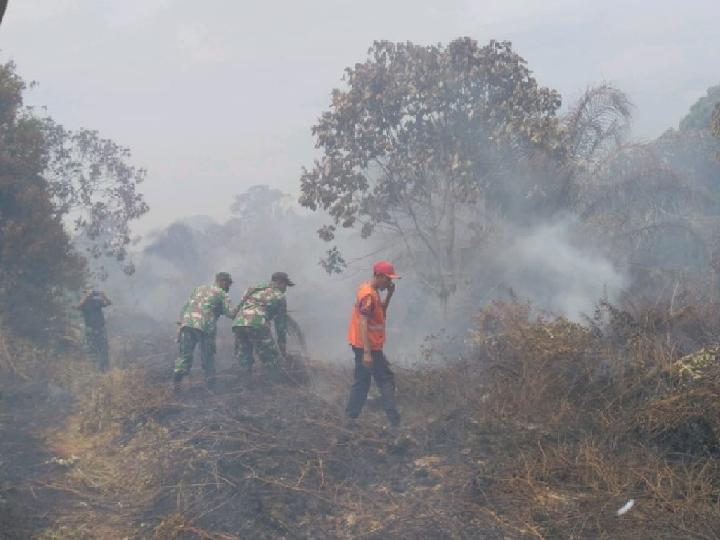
{"left": 101, "top": 194, "right": 628, "bottom": 365}
{"left": 497, "top": 218, "right": 626, "bottom": 320}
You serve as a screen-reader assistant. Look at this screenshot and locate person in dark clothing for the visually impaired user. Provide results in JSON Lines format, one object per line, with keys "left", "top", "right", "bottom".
{"left": 76, "top": 289, "right": 112, "bottom": 371}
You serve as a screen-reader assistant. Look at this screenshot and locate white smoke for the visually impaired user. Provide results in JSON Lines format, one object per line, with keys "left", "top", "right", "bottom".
{"left": 498, "top": 217, "right": 626, "bottom": 320}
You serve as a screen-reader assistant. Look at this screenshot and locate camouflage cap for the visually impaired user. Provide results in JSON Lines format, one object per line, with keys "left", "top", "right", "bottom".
{"left": 215, "top": 272, "right": 233, "bottom": 284}
{"left": 271, "top": 271, "right": 295, "bottom": 286}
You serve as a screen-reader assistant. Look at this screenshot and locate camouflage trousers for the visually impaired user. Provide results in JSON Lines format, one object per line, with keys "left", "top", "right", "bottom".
{"left": 85, "top": 325, "right": 109, "bottom": 372}
{"left": 233, "top": 326, "right": 280, "bottom": 370}
{"left": 175, "top": 327, "right": 216, "bottom": 381}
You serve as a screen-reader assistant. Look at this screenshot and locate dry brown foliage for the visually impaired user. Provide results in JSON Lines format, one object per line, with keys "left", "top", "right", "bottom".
{"left": 467, "top": 299, "right": 720, "bottom": 539}
{"left": 3, "top": 299, "right": 720, "bottom": 539}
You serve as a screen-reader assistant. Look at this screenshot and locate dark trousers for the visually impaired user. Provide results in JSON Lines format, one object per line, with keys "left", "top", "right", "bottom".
{"left": 85, "top": 325, "right": 109, "bottom": 372}
{"left": 345, "top": 347, "right": 400, "bottom": 425}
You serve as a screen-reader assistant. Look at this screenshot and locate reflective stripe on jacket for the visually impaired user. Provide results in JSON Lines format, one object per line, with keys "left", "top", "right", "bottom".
{"left": 347, "top": 282, "right": 385, "bottom": 350}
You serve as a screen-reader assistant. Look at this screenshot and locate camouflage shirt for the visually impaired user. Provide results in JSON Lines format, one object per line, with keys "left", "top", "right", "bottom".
{"left": 232, "top": 283, "right": 288, "bottom": 347}
{"left": 179, "top": 284, "right": 236, "bottom": 335}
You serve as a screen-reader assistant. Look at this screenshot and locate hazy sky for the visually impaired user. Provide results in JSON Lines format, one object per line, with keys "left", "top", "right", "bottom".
{"left": 1, "top": 0, "right": 718, "bottom": 236}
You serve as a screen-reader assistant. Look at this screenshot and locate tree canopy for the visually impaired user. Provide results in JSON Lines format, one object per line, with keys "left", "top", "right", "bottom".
{"left": 0, "top": 60, "right": 147, "bottom": 339}
{"left": 299, "top": 38, "right": 636, "bottom": 304}
{"left": 300, "top": 38, "right": 565, "bottom": 300}
{"left": 43, "top": 123, "right": 149, "bottom": 276}
{"left": 679, "top": 83, "right": 720, "bottom": 132}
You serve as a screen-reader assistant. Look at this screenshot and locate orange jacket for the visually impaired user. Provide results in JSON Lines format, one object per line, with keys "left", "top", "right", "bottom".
{"left": 347, "top": 282, "right": 386, "bottom": 351}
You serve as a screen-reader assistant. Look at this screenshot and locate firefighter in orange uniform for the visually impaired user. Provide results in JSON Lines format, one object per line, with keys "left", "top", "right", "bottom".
{"left": 345, "top": 261, "right": 401, "bottom": 427}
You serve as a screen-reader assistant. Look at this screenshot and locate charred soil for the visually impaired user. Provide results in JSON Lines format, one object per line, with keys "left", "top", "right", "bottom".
{"left": 1, "top": 300, "right": 720, "bottom": 539}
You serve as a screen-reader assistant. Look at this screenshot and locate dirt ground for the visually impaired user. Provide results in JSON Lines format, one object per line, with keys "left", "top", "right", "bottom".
{"left": 0, "top": 353, "right": 511, "bottom": 540}
{"left": 2, "top": 305, "right": 720, "bottom": 539}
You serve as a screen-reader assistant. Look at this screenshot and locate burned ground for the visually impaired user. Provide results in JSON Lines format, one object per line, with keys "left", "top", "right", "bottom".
{"left": 2, "top": 300, "right": 720, "bottom": 539}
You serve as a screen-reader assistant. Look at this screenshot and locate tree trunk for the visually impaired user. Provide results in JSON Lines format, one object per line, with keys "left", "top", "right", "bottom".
{"left": 0, "top": 1, "right": 8, "bottom": 26}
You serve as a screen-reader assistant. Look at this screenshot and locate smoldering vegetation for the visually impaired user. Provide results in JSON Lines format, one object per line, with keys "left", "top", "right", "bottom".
{"left": 100, "top": 189, "right": 626, "bottom": 363}
{"left": 2, "top": 39, "right": 720, "bottom": 539}
{"left": 4, "top": 295, "right": 720, "bottom": 539}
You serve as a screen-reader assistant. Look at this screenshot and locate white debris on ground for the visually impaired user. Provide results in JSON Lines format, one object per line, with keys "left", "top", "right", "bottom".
{"left": 617, "top": 499, "right": 635, "bottom": 516}
{"left": 44, "top": 455, "right": 80, "bottom": 467}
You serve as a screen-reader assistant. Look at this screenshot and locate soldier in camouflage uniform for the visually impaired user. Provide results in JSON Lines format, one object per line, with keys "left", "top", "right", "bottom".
{"left": 174, "top": 272, "right": 237, "bottom": 389}
{"left": 232, "top": 272, "right": 293, "bottom": 375}
{"left": 76, "top": 289, "right": 112, "bottom": 371}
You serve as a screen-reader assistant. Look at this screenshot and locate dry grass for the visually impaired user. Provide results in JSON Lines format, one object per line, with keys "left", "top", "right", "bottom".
{"left": 29, "top": 355, "right": 515, "bottom": 539}
{"left": 3, "top": 299, "right": 720, "bottom": 538}
{"left": 464, "top": 299, "right": 720, "bottom": 539}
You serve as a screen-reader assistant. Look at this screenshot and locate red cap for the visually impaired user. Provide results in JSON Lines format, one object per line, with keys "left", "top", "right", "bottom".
{"left": 373, "top": 260, "right": 400, "bottom": 279}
